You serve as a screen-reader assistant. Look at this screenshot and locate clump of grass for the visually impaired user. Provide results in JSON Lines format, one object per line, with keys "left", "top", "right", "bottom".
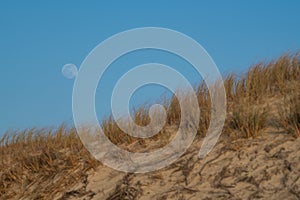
{"left": 227, "top": 101, "right": 268, "bottom": 139}
{"left": 102, "top": 116, "right": 135, "bottom": 145}
{"left": 275, "top": 93, "right": 300, "bottom": 137}
{"left": 165, "top": 83, "right": 212, "bottom": 137}
{"left": 167, "top": 93, "right": 181, "bottom": 126}
{"left": 196, "top": 82, "right": 212, "bottom": 137}
{"left": 224, "top": 53, "right": 300, "bottom": 103}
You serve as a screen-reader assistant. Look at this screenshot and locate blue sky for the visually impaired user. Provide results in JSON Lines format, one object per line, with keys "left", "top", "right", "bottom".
{"left": 0, "top": 1, "right": 300, "bottom": 134}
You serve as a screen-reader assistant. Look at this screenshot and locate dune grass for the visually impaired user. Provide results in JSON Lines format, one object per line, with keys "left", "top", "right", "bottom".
{"left": 0, "top": 126, "right": 99, "bottom": 199}
{"left": 275, "top": 93, "right": 300, "bottom": 137}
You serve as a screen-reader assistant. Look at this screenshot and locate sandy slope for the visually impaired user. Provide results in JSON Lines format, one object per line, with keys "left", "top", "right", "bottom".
{"left": 58, "top": 132, "right": 300, "bottom": 200}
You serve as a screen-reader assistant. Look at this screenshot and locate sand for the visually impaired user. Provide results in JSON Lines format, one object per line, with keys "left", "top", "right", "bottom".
{"left": 58, "top": 132, "right": 300, "bottom": 200}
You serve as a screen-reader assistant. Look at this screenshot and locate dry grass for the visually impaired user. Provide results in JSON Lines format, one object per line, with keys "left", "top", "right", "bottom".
{"left": 227, "top": 101, "right": 268, "bottom": 139}
{"left": 102, "top": 52, "right": 300, "bottom": 143}
{"left": 0, "top": 126, "right": 99, "bottom": 199}
{"left": 275, "top": 93, "right": 300, "bottom": 137}
{"left": 0, "top": 51, "right": 300, "bottom": 199}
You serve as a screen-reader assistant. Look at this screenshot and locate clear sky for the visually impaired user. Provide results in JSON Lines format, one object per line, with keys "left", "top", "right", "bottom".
{"left": 1, "top": 1, "right": 300, "bottom": 134}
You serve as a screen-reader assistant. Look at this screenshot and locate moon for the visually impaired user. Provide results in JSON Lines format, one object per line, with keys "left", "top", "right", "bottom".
{"left": 62, "top": 63, "right": 78, "bottom": 79}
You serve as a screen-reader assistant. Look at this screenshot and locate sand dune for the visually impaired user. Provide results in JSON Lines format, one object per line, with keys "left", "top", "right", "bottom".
{"left": 58, "top": 132, "right": 300, "bottom": 200}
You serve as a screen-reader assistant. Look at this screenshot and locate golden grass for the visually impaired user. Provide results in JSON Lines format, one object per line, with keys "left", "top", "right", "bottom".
{"left": 275, "top": 93, "right": 300, "bottom": 137}
{"left": 227, "top": 101, "right": 268, "bottom": 139}
{"left": 0, "top": 51, "right": 300, "bottom": 198}
{"left": 0, "top": 126, "right": 99, "bottom": 199}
